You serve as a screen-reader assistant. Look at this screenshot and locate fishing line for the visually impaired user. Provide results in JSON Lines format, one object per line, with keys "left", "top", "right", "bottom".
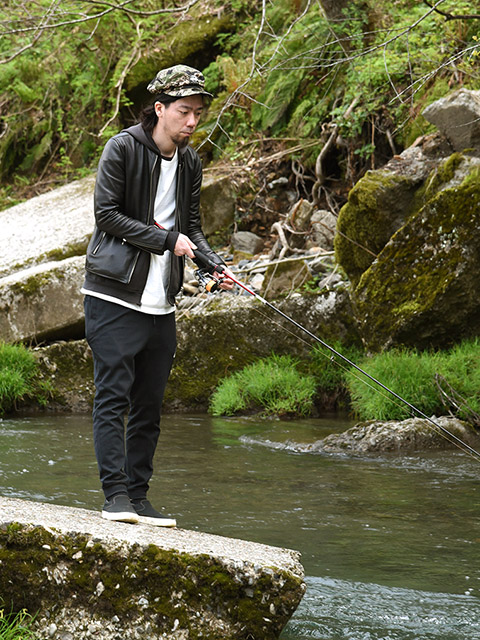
{"left": 192, "top": 249, "right": 480, "bottom": 462}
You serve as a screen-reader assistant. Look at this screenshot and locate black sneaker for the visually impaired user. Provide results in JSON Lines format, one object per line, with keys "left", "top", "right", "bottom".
{"left": 132, "top": 498, "right": 176, "bottom": 527}
{"left": 101, "top": 493, "right": 139, "bottom": 524}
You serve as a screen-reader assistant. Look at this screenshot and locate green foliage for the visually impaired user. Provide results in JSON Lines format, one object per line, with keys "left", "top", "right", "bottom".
{"left": 209, "top": 354, "right": 317, "bottom": 417}
{"left": 311, "top": 342, "right": 364, "bottom": 394}
{"left": 0, "top": 607, "right": 36, "bottom": 640}
{"left": 0, "top": 343, "right": 52, "bottom": 414}
{"left": 1, "top": 0, "right": 478, "bottom": 205}
{"left": 346, "top": 339, "right": 480, "bottom": 422}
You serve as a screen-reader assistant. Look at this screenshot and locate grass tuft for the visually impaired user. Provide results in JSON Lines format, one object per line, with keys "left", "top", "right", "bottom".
{"left": 346, "top": 338, "right": 480, "bottom": 423}
{"left": 0, "top": 607, "right": 36, "bottom": 640}
{"left": 0, "top": 342, "right": 52, "bottom": 414}
{"left": 209, "top": 354, "right": 317, "bottom": 417}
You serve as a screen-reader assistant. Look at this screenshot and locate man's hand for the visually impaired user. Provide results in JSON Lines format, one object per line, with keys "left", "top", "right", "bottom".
{"left": 217, "top": 267, "right": 235, "bottom": 291}
{"left": 173, "top": 233, "right": 197, "bottom": 259}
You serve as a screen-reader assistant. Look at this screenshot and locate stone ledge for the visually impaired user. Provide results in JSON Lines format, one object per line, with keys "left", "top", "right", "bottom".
{"left": 0, "top": 497, "right": 305, "bottom": 640}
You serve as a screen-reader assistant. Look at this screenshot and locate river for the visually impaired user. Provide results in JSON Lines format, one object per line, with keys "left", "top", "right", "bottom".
{"left": 1, "top": 413, "right": 479, "bottom": 639}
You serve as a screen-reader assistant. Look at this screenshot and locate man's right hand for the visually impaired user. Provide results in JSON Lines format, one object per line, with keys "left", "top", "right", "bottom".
{"left": 173, "top": 233, "right": 197, "bottom": 259}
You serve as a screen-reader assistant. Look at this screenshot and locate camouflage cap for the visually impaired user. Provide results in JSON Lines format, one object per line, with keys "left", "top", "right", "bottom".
{"left": 147, "top": 64, "right": 213, "bottom": 98}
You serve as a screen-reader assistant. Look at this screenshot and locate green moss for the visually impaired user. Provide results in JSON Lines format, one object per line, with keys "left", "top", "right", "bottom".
{"left": 354, "top": 174, "right": 480, "bottom": 351}
{"left": 413, "top": 153, "right": 465, "bottom": 208}
{"left": 164, "top": 309, "right": 256, "bottom": 410}
{"left": 126, "top": 13, "right": 235, "bottom": 92}
{"left": 0, "top": 523, "right": 303, "bottom": 639}
{"left": 10, "top": 272, "right": 53, "bottom": 296}
{"left": 43, "top": 239, "right": 90, "bottom": 262}
{"left": 335, "top": 171, "right": 419, "bottom": 286}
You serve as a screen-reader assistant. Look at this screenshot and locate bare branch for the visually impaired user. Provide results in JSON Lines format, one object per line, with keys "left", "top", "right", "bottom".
{"left": 422, "top": 0, "right": 480, "bottom": 20}
{"left": 97, "top": 19, "right": 143, "bottom": 136}
{"left": 80, "top": 0, "right": 201, "bottom": 17}
{"left": 0, "top": 0, "right": 200, "bottom": 36}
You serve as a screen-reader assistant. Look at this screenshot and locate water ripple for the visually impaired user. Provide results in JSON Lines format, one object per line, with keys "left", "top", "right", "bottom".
{"left": 282, "top": 576, "right": 480, "bottom": 639}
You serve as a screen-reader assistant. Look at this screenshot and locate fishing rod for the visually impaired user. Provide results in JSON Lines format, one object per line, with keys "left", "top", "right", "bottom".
{"left": 192, "top": 249, "right": 480, "bottom": 461}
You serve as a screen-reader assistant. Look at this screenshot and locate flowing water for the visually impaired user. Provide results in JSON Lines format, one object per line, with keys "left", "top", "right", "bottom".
{"left": 1, "top": 413, "right": 479, "bottom": 639}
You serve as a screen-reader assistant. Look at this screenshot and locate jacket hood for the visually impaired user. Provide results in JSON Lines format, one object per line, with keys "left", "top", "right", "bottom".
{"left": 124, "top": 123, "right": 188, "bottom": 157}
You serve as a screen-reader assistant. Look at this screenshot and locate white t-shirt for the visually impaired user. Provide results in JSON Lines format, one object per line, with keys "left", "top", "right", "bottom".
{"left": 82, "top": 151, "right": 178, "bottom": 315}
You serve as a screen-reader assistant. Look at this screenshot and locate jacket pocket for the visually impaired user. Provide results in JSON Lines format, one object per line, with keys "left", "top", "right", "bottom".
{"left": 85, "top": 231, "right": 141, "bottom": 284}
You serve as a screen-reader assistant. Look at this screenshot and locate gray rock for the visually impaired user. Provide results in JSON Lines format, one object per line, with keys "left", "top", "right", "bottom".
{"left": 199, "top": 173, "right": 236, "bottom": 237}
{"left": 309, "top": 416, "right": 480, "bottom": 454}
{"left": 309, "top": 209, "right": 337, "bottom": 250}
{"left": 0, "top": 256, "right": 85, "bottom": 343}
{"left": 262, "top": 258, "right": 311, "bottom": 300}
{"left": 0, "top": 496, "right": 305, "bottom": 640}
{"left": 423, "top": 89, "right": 480, "bottom": 152}
{"left": 231, "top": 230, "right": 264, "bottom": 255}
{"left": 0, "top": 174, "right": 95, "bottom": 278}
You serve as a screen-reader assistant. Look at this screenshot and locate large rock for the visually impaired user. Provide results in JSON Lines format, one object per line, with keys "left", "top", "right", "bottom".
{"left": 304, "top": 416, "right": 480, "bottom": 455}
{"left": 0, "top": 256, "right": 85, "bottom": 343}
{"left": 0, "top": 174, "right": 95, "bottom": 277}
{"left": 0, "top": 174, "right": 94, "bottom": 343}
{"left": 30, "top": 287, "right": 361, "bottom": 413}
{"left": 423, "top": 89, "right": 480, "bottom": 152}
{"left": 0, "top": 497, "right": 305, "bottom": 640}
{"left": 262, "top": 259, "right": 311, "bottom": 300}
{"left": 167, "top": 290, "right": 361, "bottom": 411}
{"left": 199, "top": 172, "right": 236, "bottom": 238}
{"left": 353, "top": 154, "right": 480, "bottom": 351}
{"left": 0, "top": 168, "right": 236, "bottom": 344}
{"left": 34, "top": 340, "right": 95, "bottom": 412}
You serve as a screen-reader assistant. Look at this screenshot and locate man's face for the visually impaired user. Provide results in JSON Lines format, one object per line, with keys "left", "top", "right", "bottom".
{"left": 154, "top": 95, "right": 204, "bottom": 151}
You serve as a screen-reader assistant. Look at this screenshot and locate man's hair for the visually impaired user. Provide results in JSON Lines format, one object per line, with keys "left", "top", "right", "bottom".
{"left": 139, "top": 93, "right": 178, "bottom": 133}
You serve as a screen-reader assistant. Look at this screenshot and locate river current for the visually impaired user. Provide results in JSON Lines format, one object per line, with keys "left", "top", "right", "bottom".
{"left": 1, "top": 413, "right": 479, "bottom": 639}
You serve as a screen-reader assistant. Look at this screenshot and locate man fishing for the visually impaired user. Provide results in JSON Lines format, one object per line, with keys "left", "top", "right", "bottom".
{"left": 82, "top": 64, "right": 233, "bottom": 526}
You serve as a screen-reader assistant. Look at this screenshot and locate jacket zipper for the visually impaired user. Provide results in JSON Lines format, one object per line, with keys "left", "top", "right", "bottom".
{"left": 92, "top": 231, "right": 106, "bottom": 254}
{"left": 126, "top": 251, "right": 140, "bottom": 283}
{"left": 148, "top": 156, "right": 159, "bottom": 223}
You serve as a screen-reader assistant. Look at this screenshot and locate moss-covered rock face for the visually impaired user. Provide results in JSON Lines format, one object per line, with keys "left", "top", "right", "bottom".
{"left": 334, "top": 171, "right": 422, "bottom": 287}
{"left": 33, "top": 340, "right": 95, "bottom": 412}
{"left": 0, "top": 497, "right": 305, "bottom": 640}
{"left": 165, "top": 291, "right": 361, "bottom": 411}
{"left": 353, "top": 156, "right": 480, "bottom": 351}
{"left": 126, "top": 12, "right": 235, "bottom": 99}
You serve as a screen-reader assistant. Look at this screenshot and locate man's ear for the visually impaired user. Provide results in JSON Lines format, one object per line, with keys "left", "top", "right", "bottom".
{"left": 154, "top": 101, "right": 164, "bottom": 118}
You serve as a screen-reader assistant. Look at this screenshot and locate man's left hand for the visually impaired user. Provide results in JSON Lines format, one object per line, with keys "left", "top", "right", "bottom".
{"left": 217, "top": 267, "right": 235, "bottom": 291}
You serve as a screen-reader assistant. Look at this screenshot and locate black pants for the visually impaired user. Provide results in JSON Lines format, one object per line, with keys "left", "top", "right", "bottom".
{"left": 84, "top": 296, "right": 176, "bottom": 501}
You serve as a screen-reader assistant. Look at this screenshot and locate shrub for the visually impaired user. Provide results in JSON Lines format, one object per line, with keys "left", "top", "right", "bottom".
{"left": 209, "top": 354, "right": 317, "bottom": 417}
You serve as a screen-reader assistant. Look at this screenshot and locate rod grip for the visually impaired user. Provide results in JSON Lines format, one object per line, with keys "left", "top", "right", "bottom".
{"left": 193, "top": 249, "right": 225, "bottom": 274}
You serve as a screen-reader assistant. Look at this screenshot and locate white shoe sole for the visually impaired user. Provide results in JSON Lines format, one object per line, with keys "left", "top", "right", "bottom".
{"left": 136, "top": 514, "right": 177, "bottom": 527}
{"left": 101, "top": 510, "right": 139, "bottom": 524}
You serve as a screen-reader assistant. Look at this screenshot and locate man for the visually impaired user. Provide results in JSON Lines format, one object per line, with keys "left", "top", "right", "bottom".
{"left": 82, "top": 64, "right": 233, "bottom": 527}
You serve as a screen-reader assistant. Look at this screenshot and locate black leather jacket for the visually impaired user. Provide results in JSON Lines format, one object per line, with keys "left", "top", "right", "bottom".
{"left": 83, "top": 123, "right": 223, "bottom": 306}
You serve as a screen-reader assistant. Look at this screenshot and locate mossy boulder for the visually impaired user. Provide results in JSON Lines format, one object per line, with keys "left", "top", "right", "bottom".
{"left": 353, "top": 155, "right": 480, "bottom": 351}
{"left": 334, "top": 140, "right": 452, "bottom": 288}
{"left": 126, "top": 12, "right": 235, "bottom": 101}
{"left": 334, "top": 170, "right": 422, "bottom": 288}
{"left": 165, "top": 290, "right": 361, "bottom": 411}
{"left": 0, "top": 497, "right": 305, "bottom": 640}
{"left": 33, "top": 340, "right": 95, "bottom": 412}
